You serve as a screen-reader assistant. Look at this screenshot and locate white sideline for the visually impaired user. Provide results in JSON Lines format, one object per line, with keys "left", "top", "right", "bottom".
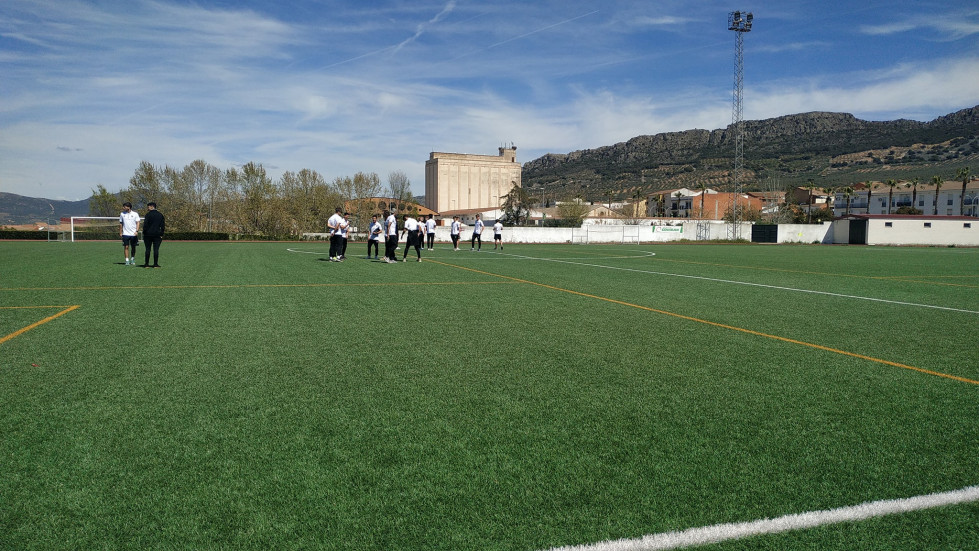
{"left": 545, "top": 485, "right": 979, "bottom": 551}
{"left": 489, "top": 250, "right": 979, "bottom": 315}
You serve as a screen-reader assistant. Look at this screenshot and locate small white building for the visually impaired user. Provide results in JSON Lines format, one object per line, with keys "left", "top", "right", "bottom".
{"left": 834, "top": 214, "right": 979, "bottom": 246}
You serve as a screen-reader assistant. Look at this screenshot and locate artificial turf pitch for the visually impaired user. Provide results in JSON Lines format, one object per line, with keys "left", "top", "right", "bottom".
{"left": 1, "top": 240, "right": 977, "bottom": 550}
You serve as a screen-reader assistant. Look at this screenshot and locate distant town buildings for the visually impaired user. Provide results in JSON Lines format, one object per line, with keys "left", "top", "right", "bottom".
{"left": 830, "top": 181, "right": 979, "bottom": 217}
{"left": 425, "top": 146, "right": 522, "bottom": 214}
{"left": 645, "top": 188, "right": 766, "bottom": 219}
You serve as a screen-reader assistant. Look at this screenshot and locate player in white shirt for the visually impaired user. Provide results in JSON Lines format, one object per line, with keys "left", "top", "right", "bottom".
{"left": 384, "top": 210, "right": 399, "bottom": 263}
{"left": 339, "top": 212, "right": 350, "bottom": 260}
{"left": 327, "top": 207, "right": 344, "bottom": 262}
{"left": 400, "top": 215, "right": 422, "bottom": 262}
{"left": 493, "top": 219, "right": 504, "bottom": 250}
{"left": 425, "top": 215, "right": 437, "bottom": 250}
{"left": 470, "top": 214, "right": 484, "bottom": 251}
{"left": 450, "top": 216, "right": 462, "bottom": 250}
{"left": 119, "top": 202, "right": 140, "bottom": 265}
{"left": 367, "top": 214, "right": 382, "bottom": 259}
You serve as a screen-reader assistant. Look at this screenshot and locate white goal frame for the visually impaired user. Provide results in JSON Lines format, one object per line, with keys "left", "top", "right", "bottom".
{"left": 571, "top": 225, "right": 642, "bottom": 245}
{"left": 69, "top": 216, "right": 130, "bottom": 242}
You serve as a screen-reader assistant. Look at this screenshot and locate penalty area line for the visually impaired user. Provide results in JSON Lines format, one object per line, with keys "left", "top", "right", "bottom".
{"left": 546, "top": 485, "right": 979, "bottom": 551}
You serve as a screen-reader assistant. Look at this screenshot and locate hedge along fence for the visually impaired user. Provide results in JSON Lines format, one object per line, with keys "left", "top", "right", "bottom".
{"left": 0, "top": 230, "right": 249, "bottom": 241}
{"left": 0, "top": 230, "right": 47, "bottom": 240}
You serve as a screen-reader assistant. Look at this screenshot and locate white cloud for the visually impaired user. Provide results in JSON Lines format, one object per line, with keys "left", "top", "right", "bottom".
{"left": 860, "top": 13, "right": 979, "bottom": 40}
{"left": 747, "top": 57, "right": 979, "bottom": 121}
{"left": 2, "top": 0, "right": 977, "bottom": 201}
{"left": 394, "top": 0, "right": 456, "bottom": 52}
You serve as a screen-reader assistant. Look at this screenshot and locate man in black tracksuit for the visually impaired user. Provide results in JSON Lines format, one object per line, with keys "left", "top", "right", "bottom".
{"left": 142, "top": 202, "right": 166, "bottom": 268}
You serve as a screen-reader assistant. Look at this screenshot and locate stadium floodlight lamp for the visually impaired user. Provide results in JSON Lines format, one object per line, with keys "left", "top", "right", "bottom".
{"left": 729, "top": 10, "right": 752, "bottom": 32}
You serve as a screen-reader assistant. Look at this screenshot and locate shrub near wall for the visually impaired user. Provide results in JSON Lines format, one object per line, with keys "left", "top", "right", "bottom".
{"left": 167, "top": 232, "right": 231, "bottom": 241}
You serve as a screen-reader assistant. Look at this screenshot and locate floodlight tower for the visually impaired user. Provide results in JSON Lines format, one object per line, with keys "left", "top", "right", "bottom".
{"left": 728, "top": 10, "right": 752, "bottom": 240}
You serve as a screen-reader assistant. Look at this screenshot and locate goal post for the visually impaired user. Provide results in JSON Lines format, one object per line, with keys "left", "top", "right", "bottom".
{"left": 68, "top": 216, "right": 130, "bottom": 242}
{"left": 572, "top": 225, "right": 642, "bottom": 244}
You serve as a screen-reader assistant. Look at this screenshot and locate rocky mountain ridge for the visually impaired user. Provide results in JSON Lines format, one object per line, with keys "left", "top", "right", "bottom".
{"left": 522, "top": 105, "right": 979, "bottom": 199}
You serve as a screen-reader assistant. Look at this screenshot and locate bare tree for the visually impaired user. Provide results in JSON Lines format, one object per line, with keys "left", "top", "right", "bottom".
{"left": 280, "top": 168, "right": 339, "bottom": 236}
{"left": 182, "top": 160, "right": 221, "bottom": 231}
{"left": 387, "top": 170, "right": 413, "bottom": 208}
{"left": 557, "top": 196, "right": 589, "bottom": 226}
{"left": 349, "top": 172, "right": 383, "bottom": 232}
{"left": 501, "top": 181, "right": 531, "bottom": 226}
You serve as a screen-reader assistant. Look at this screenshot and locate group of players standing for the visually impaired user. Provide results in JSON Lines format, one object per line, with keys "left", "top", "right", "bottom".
{"left": 325, "top": 208, "right": 502, "bottom": 264}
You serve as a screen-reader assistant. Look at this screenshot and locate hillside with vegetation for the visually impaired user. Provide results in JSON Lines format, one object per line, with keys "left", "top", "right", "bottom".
{"left": 0, "top": 193, "right": 90, "bottom": 226}
{"left": 522, "top": 105, "right": 979, "bottom": 201}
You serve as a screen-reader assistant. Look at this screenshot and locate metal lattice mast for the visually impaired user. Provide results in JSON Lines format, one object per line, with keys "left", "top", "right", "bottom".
{"left": 728, "top": 11, "right": 752, "bottom": 240}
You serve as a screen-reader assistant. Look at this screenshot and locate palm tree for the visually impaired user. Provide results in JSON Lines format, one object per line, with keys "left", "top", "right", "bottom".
{"left": 957, "top": 167, "right": 971, "bottom": 216}
{"left": 823, "top": 186, "right": 836, "bottom": 216}
{"left": 697, "top": 181, "right": 709, "bottom": 218}
{"left": 885, "top": 179, "right": 898, "bottom": 215}
{"left": 843, "top": 186, "right": 855, "bottom": 216}
{"left": 673, "top": 191, "right": 683, "bottom": 217}
{"left": 932, "top": 175, "right": 944, "bottom": 215}
{"left": 907, "top": 177, "right": 920, "bottom": 210}
{"left": 805, "top": 179, "right": 816, "bottom": 223}
{"left": 864, "top": 181, "right": 875, "bottom": 214}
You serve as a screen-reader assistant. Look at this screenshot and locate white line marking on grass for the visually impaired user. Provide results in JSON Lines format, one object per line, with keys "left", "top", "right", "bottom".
{"left": 490, "top": 251, "right": 979, "bottom": 315}
{"left": 545, "top": 485, "right": 979, "bottom": 551}
{"left": 287, "top": 247, "right": 659, "bottom": 261}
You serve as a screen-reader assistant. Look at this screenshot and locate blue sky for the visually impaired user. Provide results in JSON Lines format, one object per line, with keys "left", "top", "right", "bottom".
{"left": 1, "top": 0, "right": 977, "bottom": 201}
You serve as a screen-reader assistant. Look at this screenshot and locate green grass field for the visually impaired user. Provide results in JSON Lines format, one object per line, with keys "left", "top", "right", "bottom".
{"left": 1, "top": 240, "right": 977, "bottom": 550}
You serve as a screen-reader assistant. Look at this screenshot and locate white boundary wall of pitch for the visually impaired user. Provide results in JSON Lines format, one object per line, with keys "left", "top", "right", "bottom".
{"left": 304, "top": 222, "right": 835, "bottom": 244}
{"left": 302, "top": 220, "right": 978, "bottom": 245}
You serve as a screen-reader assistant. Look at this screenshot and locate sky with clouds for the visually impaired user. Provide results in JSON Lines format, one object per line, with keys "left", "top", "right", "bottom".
{"left": 1, "top": 0, "right": 977, "bottom": 200}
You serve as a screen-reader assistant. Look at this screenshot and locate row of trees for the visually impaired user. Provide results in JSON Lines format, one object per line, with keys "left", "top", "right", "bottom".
{"left": 90, "top": 161, "right": 419, "bottom": 237}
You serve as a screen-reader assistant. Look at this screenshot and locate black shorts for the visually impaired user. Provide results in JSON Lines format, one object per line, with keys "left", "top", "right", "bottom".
{"left": 494, "top": 234, "right": 502, "bottom": 240}
{"left": 122, "top": 235, "right": 139, "bottom": 247}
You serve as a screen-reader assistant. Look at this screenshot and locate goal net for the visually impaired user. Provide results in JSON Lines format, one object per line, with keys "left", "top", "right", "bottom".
{"left": 68, "top": 216, "right": 130, "bottom": 242}
{"left": 572, "top": 225, "right": 641, "bottom": 244}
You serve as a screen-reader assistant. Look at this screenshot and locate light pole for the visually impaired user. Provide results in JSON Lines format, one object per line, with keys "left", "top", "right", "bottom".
{"left": 728, "top": 10, "right": 752, "bottom": 240}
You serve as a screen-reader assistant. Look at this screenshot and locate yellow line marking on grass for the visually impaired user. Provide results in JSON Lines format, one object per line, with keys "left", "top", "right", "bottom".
{"left": 0, "top": 281, "right": 516, "bottom": 292}
{"left": 0, "top": 305, "right": 77, "bottom": 309}
{"left": 655, "top": 258, "right": 979, "bottom": 289}
{"left": 492, "top": 250, "right": 977, "bottom": 314}
{"left": 0, "top": 305, "right": 80, "bottom": 345}
{"left": 429, "top": 260, "right": 979, "bottom": 386}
